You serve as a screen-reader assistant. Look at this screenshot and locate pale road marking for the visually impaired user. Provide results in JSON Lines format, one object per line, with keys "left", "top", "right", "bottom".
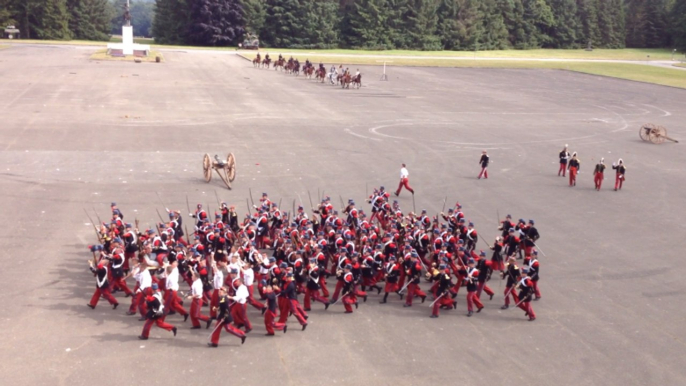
{"left": 593, "top": 105, "right": 629, "bottom": 133}
{"left": 367, "top": 120, "right": 610, "bottom": 146}
{"left": 643, "top": 104, "right": 672, "bottom": 117}
{"left": 344, "top": 128, "right": 381, "bottom": 141}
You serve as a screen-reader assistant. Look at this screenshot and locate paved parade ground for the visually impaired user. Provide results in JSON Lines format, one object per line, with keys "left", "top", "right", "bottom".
{"left": 1, "top": 45, "right": 685, "bottom": 385}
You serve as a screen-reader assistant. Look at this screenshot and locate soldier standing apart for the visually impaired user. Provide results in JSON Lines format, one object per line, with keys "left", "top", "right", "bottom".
{"left": 593, "top": 158, "right": 606, "bottom": 191}
{"left": 567, "top": 152, "right": 580, "bottom": 187}
{"left": 558, "top": 144, "right": 570, "bottom": 176}
{"left": 394, "top": 163, "right": 415, "bottom": 196}
{"left": 612, "top": 159, "right": 626, "bottom": 191}
{"left": 478, "top": 150, "right": 489, "bottom": 179}
{"left": 208, "top": 287, "right": 246, "bottom": 347}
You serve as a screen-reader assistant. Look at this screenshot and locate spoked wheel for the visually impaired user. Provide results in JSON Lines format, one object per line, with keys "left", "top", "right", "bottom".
{"left": 218, "top": 167, "right": 231, "bottom": 189}
{"left": 227, "top": 152, "right": 236, "bottom": 182}
{"left": 639, "top": 124, "right": 654, "bottom": 141}
{"left": 203, "top": 153, "right": 212, "bottom": 182}
{"left": 649, "top": 128, "right": 666, "bottom": 144}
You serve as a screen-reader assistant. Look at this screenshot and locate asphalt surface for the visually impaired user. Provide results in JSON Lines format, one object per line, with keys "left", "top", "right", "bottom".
{"left": 1, "top": 44, "right": 685, "bottom": 386}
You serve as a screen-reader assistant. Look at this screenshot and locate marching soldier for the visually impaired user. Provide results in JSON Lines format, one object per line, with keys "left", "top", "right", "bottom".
{"left": 430, "top": 265, "right": 456, "bottom": 318}
{"left": 568, "top": 152, "right": 580, "bottom": 187}
{"left": 380, "top": 256, "right": 400, "bottom": 304}
{"left": 501, "top": 256, "right": 520, "bottom": 309}
{"left": 463, "top": 258, "right": 484, "bottom": 316}
{"left": 523, "top": 220, "right": 540, "bottom": 259}
{"left": 478, "top": 150, "right": 489, "bottom": 179}
{"left": 612, "top": 159, "right": 626, "bottom": 191}
{"left": 263, "top": 283, "right": 287, "bottom": 336}
{"left": 403, "top": 252, "right": 426, "bottom": 307}
{"left": 87, "top": 260, "right": 119, "bottom": 310}
{"left": 558, "top": 144, "right": 570, "bottom": 176}
{"left": 139, "top": 285, "right": 177, "bottom": 340}
{"left": 593, "top": 158, "right": 606, "bottom": 190}
{"left": 516, "top": 268, "right": 536, "bottom": 321}
{"left": 208, "top": 287, "right": 246, "bottom": 347}
{"left": 394, "top": 163, "right": 415, "bottom": 196}
{"left": 525, "top": 251, "right": 541, "bottom": 300}
{"left": 187, "top": 271, "right": 212, "bottom": 329}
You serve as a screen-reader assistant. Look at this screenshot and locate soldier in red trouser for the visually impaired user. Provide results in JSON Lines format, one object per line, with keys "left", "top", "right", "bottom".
{"left": 340, "top": 265, "right": 358, "bottom": 313}
{"left": 262, "top": 283, "right": 287, "bottom": 336}
{"left": 558, "top": 145, "right": 570, "bottom": 176}
{"left": 403, "top": 253, "right": 426, "bottom": 307}
{"left": 478, "top": 150, "right": 489, "bottom": 179}
{"left": 593, "top": 158, "right": 606, "bottom": 190}
{"left": 568, "top": 152, "right": 580, "bottom": 187}
{"left": 463, "top": 258, "right": 484, "bottom": 316}
{"left": 430, "top": 266, "right": 456, "bottom": 318}
{"left": 87, "top": 261, "right": 119, "bottom": 310}
{"left": 394, "top": 163, "right": 415, "bottom": 196}
{"left": 501, "top": 256, "right": 521, "bottom": 310}
{"left": 187, "top": 271, "right": 212, "bottom": 329}
{"left": 612, "top": 159, "right": 626, "bottom": 191}
{"left": 284, "top": 273, "right": 308, "bottom": 330}
{"left": 139, "top": 291, "right": 177, "bottom": 340}
{"left": 516, "top": 268, "right": 536, "bottom": 321}
{"left": 304, "top": 260, "right": 330, "bottom": 311}
{"left": 208, "top": 287, "right": 246, "bottom": 347}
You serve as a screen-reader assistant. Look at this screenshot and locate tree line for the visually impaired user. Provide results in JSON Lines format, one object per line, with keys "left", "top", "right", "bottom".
{"left": 1, "top": 0, "right": 686, "bottom": 52}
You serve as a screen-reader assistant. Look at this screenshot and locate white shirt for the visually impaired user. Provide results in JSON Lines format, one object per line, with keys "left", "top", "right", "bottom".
{"left": 213, "top": 269, "right": 224, "bottom": 290}
{"left": 242, "top": 268, "right": 255, "bottom": 287}
{"left": 234, "top": 284, "right": 249, "bottom": 304}
{"left": 139, "top": 269, "right": 152, "bottom": 290}
{"left": 191, "top": 278, "right": 204, "bottom": 298}
{"left": 400, "top": 167, "right": 409, "bottom": 179}
{"left": 166, "top": 267, "right": 180, "bottom": 291}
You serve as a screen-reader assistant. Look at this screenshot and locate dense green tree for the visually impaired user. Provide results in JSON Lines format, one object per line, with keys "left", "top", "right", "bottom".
{"left": 344, "top": 0, "right": 392, "bottom": 48}
{"left": 670, "top": 0, "right": 686, "bottom": 51}
{"left": 298, "top": 0, "right": 339, "bottom": 47}
{"left": 0, "top": 0, "right": 18, "bottom": 29}
{"left": 576, "top": 0, "right": 600, "bottom": 47}
{"left": 68, "top": 0, "right": 113, "bottom": 40}
{"left": 153, "top": 0, "right": 191, "bottom": 44}
{"left": 242, "top": 0, "right": 266, "bottom": 37}
{"left": 260, "top": 0, "right": 303, "bottom": 47}
{"left": 186, "top": 0, "right": 244, "bottom": 46}
{"left": 625, "top": 0, "right": 668, "bottom": 48}
{"left": 436, "top": 0, "right": 468, "bottom": 50}
{"left": 403, "top": 0, "right": 441, "bottom": 50}
{"left": 470, "top": 0, "right": 509, "bottom": 50}
{"left": 549, "top": 0, "right": 577, "bottom": 47}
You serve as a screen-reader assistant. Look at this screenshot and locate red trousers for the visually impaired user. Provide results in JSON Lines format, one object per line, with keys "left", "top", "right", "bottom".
{"left": 476, "top": 282, "right": 494, "bottom": 299}
{"left": 231, "top": 303, "right": 252, "bottom": 330}
{"left": 342, "top": 293, "right": 357, "bottom": 312}
{"left": 405, "top": 283, "right": 426, "bottom": 306}
{"left": 304, "top": 287, "right": 329, "bottom": 310}
{"left": 431, "top": 294, "right": 454, "bottom": 316}
{"left": 319, "top": 276, "right": 330, "bottom": 298}
{"left": 594, "top": 172, "right": 604, "bottom": 190}
{"left": 163, "top": 289, "right": 187, "bottom": 318}
{"left": 615, "top": 174, "right": 624, "bottom": 190}
{"left": 503, "top": 286, "right": 520, "bottom": 306}
{"left": 210, "top": 289, "right": 220, "bottom": 318}
{"left": 331, "top": 280, "right": 344, "bottom": 302}
{"left": 518, "top": 300, "right": 536, "bottom": 319}
{"left": 466, "top": 290, "right": 483, "bottom": 312}
{"left": 210, "top": 319, "right": 245, "bottom": 345}
{"left": 111, "top": 276, "right": 133, "bottom": 296}
{"left": 246, "top": 286, "right": 265, "bottom": 310}
{"left": 395, "top": 178, "right": 414, "bottom": 195}
{"left": 384, "top": 281, "right": 399, "bottom": 294}
{"left": 190, "top": 298, "right": 210, "bottom": 327}
{"left": 277, "top": 296, "right": 290, "bottom": 324}
{"left": 478, "top": 167, "right": 488, "bottom": 179}
{"left": 569, "top": 166, "right": 577, "bottom": 186}
{"left": 141, "top": 318, "right": 174, "bottom": 338}
{"left": 264, "top": 310, "right": 286, "bottom": 334}
{"left": 89, "top": 287, "right": 118, "bottom": 307}
{"left": 558, "top": 163, "right": 566, "bottom": 176}
{"left": 532, "top": 280, "right": 541, "bottom": 298}
{"left": 289, "top": 299, "right": 308, "bottom": 325}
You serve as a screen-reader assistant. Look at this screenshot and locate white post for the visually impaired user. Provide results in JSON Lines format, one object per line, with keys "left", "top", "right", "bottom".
{"left": 377, "top": 60, "right": 393, "bottom": 81}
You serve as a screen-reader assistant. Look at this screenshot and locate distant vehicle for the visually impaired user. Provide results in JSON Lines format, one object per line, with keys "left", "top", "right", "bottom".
{"left": 4, "top": 25, "right": 20, "bottom": 39}
{"left": 241, "top": 34, "right": 259, "bottom": 50}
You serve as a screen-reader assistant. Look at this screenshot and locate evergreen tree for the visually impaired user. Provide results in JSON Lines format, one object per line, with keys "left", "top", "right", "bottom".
{"left": 577, "top": 0, "right": 601, "bottom": 47}
{"left": 187, "top": 0, "right": 244, "bottom": 46}
{"left": 242, "top": 0, "right": 266, "bottom": 37}
{"left": 670, "top": 0, "right": 686, "bottom": 51}
{"left": 68, "top": 0, "right": 113, "bottom": 41}
{"left": 436, "top": 0, "right": 467, "bottom": 50}
{"left": 34, "top": 0, "right": 72, "bottom": 39}
{"left": 153, "top": 0, "right": 191, "bottom": 44}
{"left": 299, "top": 0, "right": 339, "bottom": 48}
{"left": 471, "top": 0, "right": 509, "bottom": 50}
{"left": 0, "top": 0, "right": 18, "bottom": 28}
{"left": 260, "top": 0, "right": 303, "bottom": 47}
{"left": 625, "top": 0, "right": 668, "bottom": 48}
{"left": 521, "top": 0, "right": 555, "bottom": 47}
{"left": 549, "top": 0, "right": 578, "bottom": 47}
{"left": 403, "top": 0, "right": 441, "bottom": 50}
{"left": 345, "top": 0, "right": 392, "bottom": 48}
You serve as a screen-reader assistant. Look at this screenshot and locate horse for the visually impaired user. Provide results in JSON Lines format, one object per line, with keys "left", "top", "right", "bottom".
{"left": 252, "top": 55, "right": 261, "bottom": 68}
{"left": 261, "top": 57, "right": 271, "bottom": 69}
{"left": 352, "top": 74, "right": 362, "bottom": 89}
{"left": 293, "top": 62, "right": 300, "bottom": 76}
{"left": 315, "top": 68, "right": 326, "bottom": 83}
{"left": 303, "top": 65, "right": 314, "bottom": 79}
{"left": 341, "top": 73, "right": 352, "bottom": 89}
{"left": 274, "top": 58, "right": 284, "bottom": 71}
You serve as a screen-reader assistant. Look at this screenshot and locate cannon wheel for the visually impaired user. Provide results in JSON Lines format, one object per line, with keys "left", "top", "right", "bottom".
{"left": 639, "top": 124, "right": 655, "bottom": 141}
{"left": 227, "top": 153, "right": 236, "bottom": 182}
{"left": 649, "top": 126, "right": 667, "bottom": 144}
{"left": 203, "top": 153, "right": 212, "bottom": 182}
{"left": 217, "top": 165, "right": 231, "bottom": 190}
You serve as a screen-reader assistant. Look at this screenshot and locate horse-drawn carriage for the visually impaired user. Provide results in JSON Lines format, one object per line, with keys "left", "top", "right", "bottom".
{"left": 202, "top": 153, "right": 236, "bottom": 189}
{"left": 639, "top": 124, "right": 678, "bottom": 144}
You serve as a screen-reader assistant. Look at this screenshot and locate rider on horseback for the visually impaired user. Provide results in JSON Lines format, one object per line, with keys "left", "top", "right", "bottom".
{"left": 265, "top": 53, "right": 270, "bottom": 61}
{"left": 329, "top": 65, "right": 337, "bottom": 84}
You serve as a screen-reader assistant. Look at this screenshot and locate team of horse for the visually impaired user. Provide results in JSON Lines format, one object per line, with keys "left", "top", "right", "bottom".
{"left": 251, "top": 53, "right": 362, "bottom": 89}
